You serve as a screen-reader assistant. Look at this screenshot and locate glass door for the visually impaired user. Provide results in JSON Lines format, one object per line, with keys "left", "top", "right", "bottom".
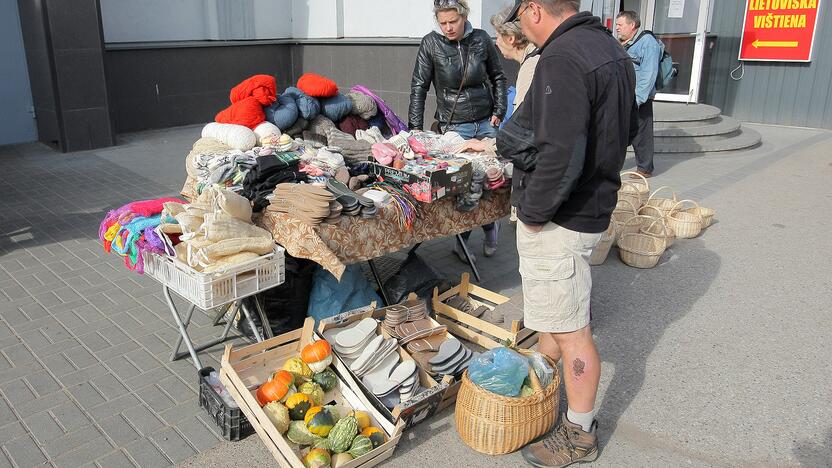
{"left": 642, "top": 0, "right": 711, "bottom": 103}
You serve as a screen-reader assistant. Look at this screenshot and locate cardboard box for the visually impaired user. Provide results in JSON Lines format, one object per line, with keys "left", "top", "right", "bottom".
{"left": 220, "top": 318, "right": 403, "bottom": 468}
{"left": 370, "top": 161, "right": 472, "bottom": 203}
{"left": 318, "top": 304, "right": 449, "bottom": 430}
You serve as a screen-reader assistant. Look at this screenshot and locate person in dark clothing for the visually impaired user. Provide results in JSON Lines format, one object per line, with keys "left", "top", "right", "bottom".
{"left": 502, "top": 1, "right": 636, "bottom": 466}
{"left": 409, "top": 0, "right": 509, "bottom": 263}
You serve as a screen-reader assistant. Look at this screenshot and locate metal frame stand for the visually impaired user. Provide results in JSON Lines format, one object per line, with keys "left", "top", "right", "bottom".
{"left": 163, "top": 286, "right": 272, "bottom": 370}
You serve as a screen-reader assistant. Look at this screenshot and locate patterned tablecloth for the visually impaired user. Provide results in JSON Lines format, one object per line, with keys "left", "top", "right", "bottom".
{"left": 181, "top": 144, "right": 509, "bottom": 279}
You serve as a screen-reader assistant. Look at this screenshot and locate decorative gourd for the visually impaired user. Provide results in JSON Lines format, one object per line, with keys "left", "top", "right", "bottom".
{"left": 263, "top": 401, "right": 290, "bottom": 434}
{"left": 313, "top": 437, "right": 333, "bottom": 452}
{"left": 312, "top": 368, "right": 338, "bottom": 392}
{"left": 347, "top": 435, "right": 373, "bottom": 458}
{"left": 287, "top": 420, "right": 323, "bottom": 446}
{"left": 303, "top": 448, "right": 331, "bottom": 468}
{"left": 326, "top": 404, "right": 348, "bottom": 423}
{"left": 298, "top": 381, "right": 325, "bottom": 406}
{"left": 305, "top": 406, "right": 336, "bottom": 437}
{"left": 361, "top": 427, "right": 386, "bottom": 449}
{"left": 286, "top": 393, "right": 314, "bottom": 420}
{"left": 331, "top": 452, "right": 354, "bottom": 468}
{"left": 301, "top": 340, "right": 333, "bottom": 373}
{"left": 256, "top": 370, "right": 295, "bottom": 406}
{"left": 347, "top": 410, "right": 371, "bottom": 431}
{"left": 327, "top": 416, "right": 359, "bottom": 453}
{"left": 283, "top": 357, "right": 313, "bottom": 385}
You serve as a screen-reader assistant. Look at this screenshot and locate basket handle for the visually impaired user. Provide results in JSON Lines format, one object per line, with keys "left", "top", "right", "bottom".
{"left": 645, "top": 217, "right": 670, "bottom": 237}
{"left": 620, "top": 171, "right": 649, "bottom": 189}
{"left": 646, "top": 186, "right": 677, "bottom": 204}
{"left": 614, "top": 198, "right": 638, "bottom": 215}
{"left": 670, "top": 199, "right": 700, "bottom": 213}
{"left": 638, "top": 205, "right": 667, "bottom": 219}
{"left": 624, "top": 215, "right": 654, "bottom": 228}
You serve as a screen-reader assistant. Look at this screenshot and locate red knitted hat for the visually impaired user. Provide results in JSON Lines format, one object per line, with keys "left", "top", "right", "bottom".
{"left": 297, "top": 73, "right": 339, "bottom": 98}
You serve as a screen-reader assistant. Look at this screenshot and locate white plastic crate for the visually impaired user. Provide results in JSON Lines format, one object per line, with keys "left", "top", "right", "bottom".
{"left": 142, "top": 246, "right": 285, "bottom": 310}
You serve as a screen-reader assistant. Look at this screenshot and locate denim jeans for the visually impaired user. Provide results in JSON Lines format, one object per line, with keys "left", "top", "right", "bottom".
{"left": 445, "top": 117, "right": 497, "bottom": 139}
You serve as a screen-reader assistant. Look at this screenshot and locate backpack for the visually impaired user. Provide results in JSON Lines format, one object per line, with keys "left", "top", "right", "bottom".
{"left": 629, "top": 30, "right": 676, "bottom": 91}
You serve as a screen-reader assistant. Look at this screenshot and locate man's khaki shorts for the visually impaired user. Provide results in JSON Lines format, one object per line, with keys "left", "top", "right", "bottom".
{"left": 516, "top": 222, "right": 602, "bottom": 333}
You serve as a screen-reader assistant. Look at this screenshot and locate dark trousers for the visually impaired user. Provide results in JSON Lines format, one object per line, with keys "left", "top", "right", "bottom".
{"left": 632, "top": 99, "right": 655, "bottom": 174}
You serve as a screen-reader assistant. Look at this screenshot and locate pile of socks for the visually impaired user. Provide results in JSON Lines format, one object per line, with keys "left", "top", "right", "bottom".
{"left": 267, "top": 183, "right": 336, "bottom": 226}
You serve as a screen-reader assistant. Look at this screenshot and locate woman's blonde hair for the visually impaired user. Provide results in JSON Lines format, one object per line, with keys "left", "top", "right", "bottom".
{"left": 434, "top": 0, "right": 470, "bottom": 18}
{"left": 490, "top": 6, "right": 529, "bottom": 49}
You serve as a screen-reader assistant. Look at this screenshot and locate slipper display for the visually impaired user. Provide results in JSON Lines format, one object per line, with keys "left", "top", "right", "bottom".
{"left": 426, "top": 339, "right": 476, "bottom": 378}
{"left": 445, "top": 295, "right": 488, "bottom": 318}
{"left": 405, "top": 334, "right": 447, "bottom": 354}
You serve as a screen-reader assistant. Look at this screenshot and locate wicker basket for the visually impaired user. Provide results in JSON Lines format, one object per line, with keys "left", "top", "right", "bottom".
{"left": 641, "top": 217, "right": 675, "bottom": 248}
{"left": 455, "top": 352, "right": 560, "bottom": 455}
{"left": 589, "top": 223, "right": 616, "bottom": 266}
{"left": 618, "top": 171, "right": 650, "bottom": 207}
{"left": 615, "top": 215, "right": 655, "bottom": 247}
{"left": 611, "top": 199, "right": 638, "bottom": 241}
{"left": 642, "top": 186, "right": 678, "bottom": 218}
{"left": 667, "top": 200, "right": 703, "bottom": 239}
{"left": 684, "top": 204, "right": 716, "bottom": 228}
{"left": 618, "top": 233, "right": 666, "bottom": 268}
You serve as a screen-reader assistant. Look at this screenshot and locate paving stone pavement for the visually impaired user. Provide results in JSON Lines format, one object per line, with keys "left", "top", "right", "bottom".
{"left": 1, "top": 123, "right": 831, "bottom": 467}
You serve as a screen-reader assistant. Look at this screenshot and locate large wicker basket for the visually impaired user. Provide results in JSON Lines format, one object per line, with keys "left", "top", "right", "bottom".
{"left": 684, "top": 203, "right": 716, "bottom": 228}
{"left": 618, "top": 171, "right": 650, "bottom": 208}
{"left": 589, "top": 223, "right": 616, "bottom": 266}
{"left": 455, "top": 352, "right": 560, "bottom": 455}
{"left": 641, "top": 186, "right": 678, "bottom": 218}
{"left": 667, "top": 200, "right": 703, "bottom": 239}
{"left": 641, "top": 217, "right": 675, "bottom": 248}
{"left": 618, "top": 233, "right": 666, "bottom": 268}
{"left": 611, "top": 199, "right": 638, "bottom": 241}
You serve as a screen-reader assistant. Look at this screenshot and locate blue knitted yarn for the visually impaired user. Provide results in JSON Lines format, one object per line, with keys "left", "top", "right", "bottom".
{"left": 266, "top": 94, "right": 299, "bottom": 130}
{"left": 111, "top": 215, "right": 162, "bottom": 256}
{"left": 319, "top": 93, "right": 353, "bottom": 122}
{"left": 283, "top": 87, "right": 320, "bottom": 120}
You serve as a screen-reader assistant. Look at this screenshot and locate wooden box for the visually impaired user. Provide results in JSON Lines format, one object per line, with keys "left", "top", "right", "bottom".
{"left": 220, "top": 318, "right": 403, "bottom": 468}
{"left": 318, "top": 303, "right": 450, "bottom": 430}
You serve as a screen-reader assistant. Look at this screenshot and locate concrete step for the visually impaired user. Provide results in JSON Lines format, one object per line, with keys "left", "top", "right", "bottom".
{"left": 654, "top": 116, "right": 742, "bottom": 137}
{"left": 654, "top": 102, "right": 721, "bottom": 122}
{"left": 654, "top": 127, "right": 762, "bottom": 153}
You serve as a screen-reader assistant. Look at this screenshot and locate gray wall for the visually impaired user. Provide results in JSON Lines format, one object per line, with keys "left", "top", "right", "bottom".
{"left": 703, "top": 1, "right": 832, "bottom": 129}
{"left": 106, "top": 42, "right": 519, "bottom": 133}
{"left": 0, "top": 1, "right": 37, "bottom": 145}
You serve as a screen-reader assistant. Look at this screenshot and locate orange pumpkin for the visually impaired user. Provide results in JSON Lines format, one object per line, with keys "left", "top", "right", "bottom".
{"left": 256, "top": 370, "right": 295, "bottom": 406}
{"left": 301, "top": 340, "right": 333, "bottom": 373}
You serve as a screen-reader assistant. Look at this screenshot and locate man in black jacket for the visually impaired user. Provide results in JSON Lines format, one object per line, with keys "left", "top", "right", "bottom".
{"left": 504, "top": 1, "right": 636, "bottom": 466}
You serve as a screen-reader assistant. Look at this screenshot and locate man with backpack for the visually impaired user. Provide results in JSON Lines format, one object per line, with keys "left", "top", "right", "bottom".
{"left": 616, "top": 10, "right": 663, "bottom": 178}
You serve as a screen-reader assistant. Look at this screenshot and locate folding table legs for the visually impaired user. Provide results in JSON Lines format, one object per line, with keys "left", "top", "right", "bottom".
{"left": 367, "top": 259, "right": 390, "bottom": 306}
{"left": 455, "top": 234, "right": 482, "bottom": 282}
{"left": 163, "top": 286, "right": 264, "bottom": 370}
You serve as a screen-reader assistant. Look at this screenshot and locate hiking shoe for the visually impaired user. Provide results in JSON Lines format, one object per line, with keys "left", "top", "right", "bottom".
{"left": 521, "top": 415, "right": 599, "bottom": 467}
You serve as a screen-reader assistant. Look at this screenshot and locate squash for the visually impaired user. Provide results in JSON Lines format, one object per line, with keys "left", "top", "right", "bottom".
{"left": 286, "top": 393, "right": 314, "bottom": 420}
{"left": 305, "top": 406, "right": 336, "bottom": 437}
{"left": 283, "top": 357, "right": 313, "bottom": 385}
{"left": 347, "top": 410, "right": 371, "bottom": 431}
{"left": 298, "top": 381, "right": 325, "bottom": 406}
{"left": 301, "top": 340, "right": 333, "bottom": 373}
{"left": 347, "top": 435, "right": 373, "bottom": 458}
{"left": 256, "top": 370, "right": 295, "bottom": 406}
{"left": 303, "top": 448, "right": 331, "bottom": 468}
{"left": 327, "top": 416, "right": 358, "bottom": 453}
{"left": 331, "top": 453, "right": 353, "bottom": 468}
{"left": 312, "top": 368, "right": 338, "bottom": 392}
{"left": 263, "top": 401, "right": 290, "bottom": 434}
{"left": 287, "top": 420, "right": 322, "bottom": 446}
{"left": 361, "top": 427, "right": 386, "bottom": 449}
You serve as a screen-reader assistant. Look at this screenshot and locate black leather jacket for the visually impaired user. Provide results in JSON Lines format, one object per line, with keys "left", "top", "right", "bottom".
{"left": 408, "top": 24, "right": 508, "bottom": 130}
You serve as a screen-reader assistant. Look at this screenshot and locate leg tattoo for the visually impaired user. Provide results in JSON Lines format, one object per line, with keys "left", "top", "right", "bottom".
{"left": 572, "top": 358, "right": 586, "bottom": 378}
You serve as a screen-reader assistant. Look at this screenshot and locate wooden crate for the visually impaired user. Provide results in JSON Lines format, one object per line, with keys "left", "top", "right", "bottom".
{"left": 220, "top": 318, "right": 403, "bottom": 468}
{"left": 432, "top": 273, "right": 538, "bottom": 350}
{"left": 318, "top": 304, "right": 449, "bottom": 430}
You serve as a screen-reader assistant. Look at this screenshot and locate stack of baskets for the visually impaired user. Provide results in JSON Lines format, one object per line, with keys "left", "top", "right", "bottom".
{"left": 589, "top": 172, "right": 716, "bottom": 269}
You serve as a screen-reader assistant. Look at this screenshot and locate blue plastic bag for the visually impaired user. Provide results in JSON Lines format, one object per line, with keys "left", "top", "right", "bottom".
{"left": 306, "top": 264, "right": 382, "bottom": 324}
{"left": 468, "top": 347, "right": 529, "bottom": 397}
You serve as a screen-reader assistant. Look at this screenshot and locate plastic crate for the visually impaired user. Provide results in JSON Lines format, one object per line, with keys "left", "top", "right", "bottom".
{"left": 142, "top": 246, "right": 285, "bottom": 310}
{"left": 198, "top": 367, "right": 253, "bottom": 441}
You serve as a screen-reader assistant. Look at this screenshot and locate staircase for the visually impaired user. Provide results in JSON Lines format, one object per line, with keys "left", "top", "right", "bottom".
{"left": 652, "top": 103, "right": 761, "bottom": 153}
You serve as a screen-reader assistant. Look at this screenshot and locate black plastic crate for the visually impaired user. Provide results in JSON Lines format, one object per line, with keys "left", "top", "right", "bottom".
{"left": 198, "top": 367, "right": 253, "bottom": 441}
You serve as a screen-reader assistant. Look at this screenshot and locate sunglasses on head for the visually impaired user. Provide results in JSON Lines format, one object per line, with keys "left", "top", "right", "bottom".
{"left": 434, "top": 0, "right": 461, "bottom": 6}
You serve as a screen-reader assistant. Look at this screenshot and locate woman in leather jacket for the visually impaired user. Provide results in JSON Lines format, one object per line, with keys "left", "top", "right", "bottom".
{"left": 409, "top": 0, "right": 509, "bottom": 263}
{"left": 408, "top": 0, "right": 508, "bottom": 139}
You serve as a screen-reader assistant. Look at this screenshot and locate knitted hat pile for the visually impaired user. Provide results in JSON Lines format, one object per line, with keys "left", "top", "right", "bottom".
{"left": 347, "top": 91, "right": 378, "bottom": 120}
{"left": 297, "top": 73, "right": 339, "bottom": 98}
{"left": 325, "top": 128, "right": 373, "bottom": 165}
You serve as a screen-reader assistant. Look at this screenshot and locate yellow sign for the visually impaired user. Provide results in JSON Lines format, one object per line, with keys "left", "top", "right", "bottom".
{"left": 752, "top": 40, "right": 800, "bottom": 47}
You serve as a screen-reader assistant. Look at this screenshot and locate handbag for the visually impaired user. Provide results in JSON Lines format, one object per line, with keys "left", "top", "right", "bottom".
{"left": 432, "top": 46, "right": 471, "bottom": 134}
